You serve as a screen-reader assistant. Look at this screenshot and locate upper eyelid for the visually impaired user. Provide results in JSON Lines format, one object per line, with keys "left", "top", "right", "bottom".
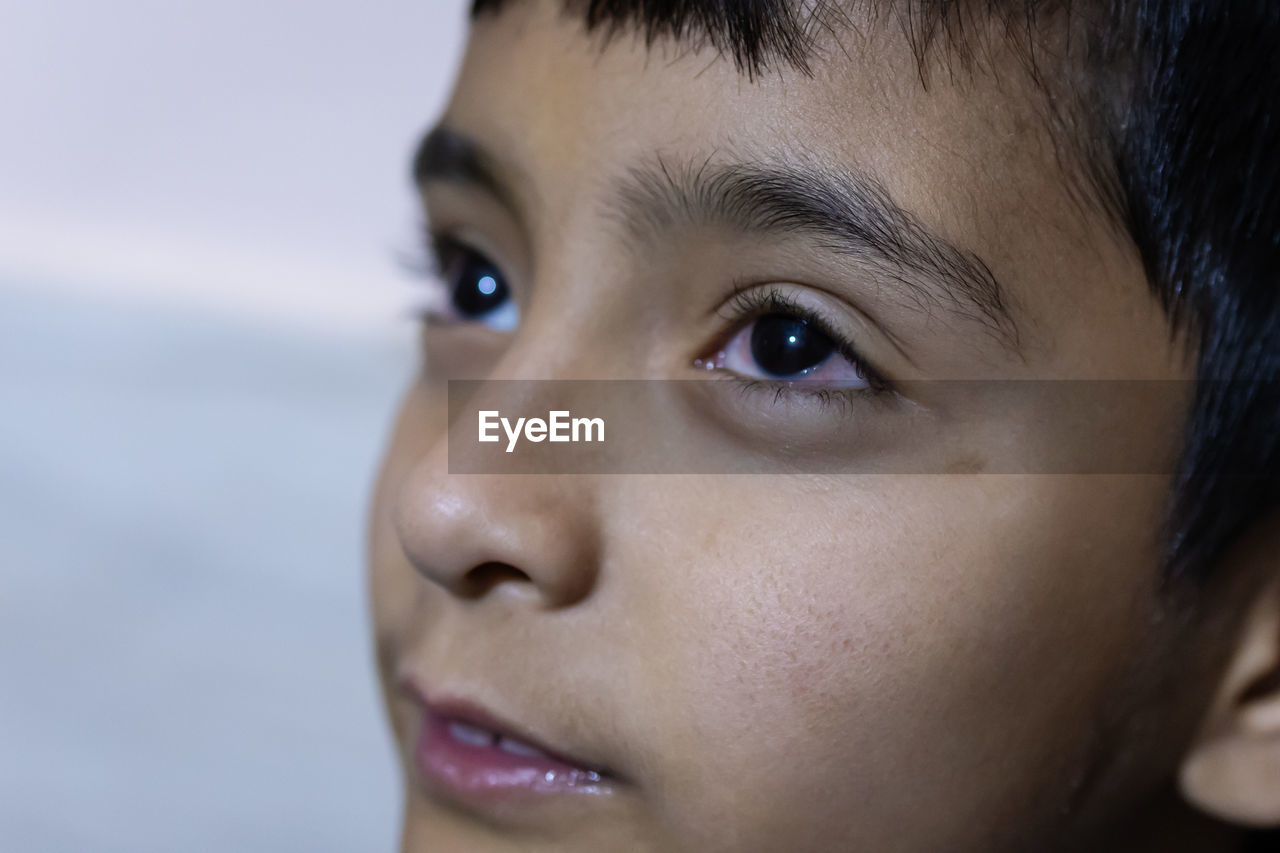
{"left": 402, "top": 233, "right": 470, "bottom": 315}
{"left": 728, "top": 277, "right": 922, "bottom": 371}
{"left": 423, "top": 230, "right": 467, "bottom": 270}
{"left": 721, "top": 285, "right": 805, "bottom": 321}
{"left": 421, "top": 225, "right": 523, "bottom": 289}
{"left": 719, "top": 286, "right": 853, "bottom": 352}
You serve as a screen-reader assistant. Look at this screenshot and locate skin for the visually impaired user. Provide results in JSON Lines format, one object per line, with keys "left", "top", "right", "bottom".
{"left": 367, "top": 2, "right": 1267, "bottom": 850}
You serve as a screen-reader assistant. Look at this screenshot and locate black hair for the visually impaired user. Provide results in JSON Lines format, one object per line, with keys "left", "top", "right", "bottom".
{"left": 471, "top": 0, "right": 1280, "bottom": 583}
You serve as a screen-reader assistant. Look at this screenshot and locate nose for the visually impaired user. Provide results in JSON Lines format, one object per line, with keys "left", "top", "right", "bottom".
{"left": 392, "top": 438, "right": 602, "bottom": 608}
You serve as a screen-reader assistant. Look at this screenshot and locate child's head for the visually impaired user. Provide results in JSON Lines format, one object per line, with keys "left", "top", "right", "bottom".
{"left": 368, "top": 1, "right": 1280, "bottom": 849}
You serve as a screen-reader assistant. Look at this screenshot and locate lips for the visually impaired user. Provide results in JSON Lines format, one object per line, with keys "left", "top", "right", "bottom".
{"left": 446, "top": 717, "right": 552, "bottom": 758}
{"left": 407, "top": 690, "right": 615, "bottom": 802}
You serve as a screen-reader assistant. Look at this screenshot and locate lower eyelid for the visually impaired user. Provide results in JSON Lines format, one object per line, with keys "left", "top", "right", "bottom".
{"left": 418, "top": 309, "right": 458, "bottom": 329}
{"left": 722, "top": 375, "right": 877, "bottom": 423}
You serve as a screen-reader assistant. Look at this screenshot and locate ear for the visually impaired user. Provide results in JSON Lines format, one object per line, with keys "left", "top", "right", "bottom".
{"left": 1180, "top": 570, "right": 1280, "bottom": 828}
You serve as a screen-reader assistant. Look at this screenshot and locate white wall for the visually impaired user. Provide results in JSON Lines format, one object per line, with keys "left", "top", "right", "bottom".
{"left": 0, "top": 0, "right": 466, "bottom": 334}
{"left": 0, "top": 3, "right": 468, "bottom": 850}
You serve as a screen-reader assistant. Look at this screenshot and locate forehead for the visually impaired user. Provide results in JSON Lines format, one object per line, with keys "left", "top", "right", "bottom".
{"left": 440, "top": 0, "right": 1180, "bottom": 380}
{"left": 453, "top": 0, "right": 1048, "bottom": 218}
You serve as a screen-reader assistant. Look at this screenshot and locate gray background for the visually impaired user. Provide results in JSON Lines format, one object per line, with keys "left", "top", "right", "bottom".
{"left": 0, "top": 2, "right": 466, "bottom": 849}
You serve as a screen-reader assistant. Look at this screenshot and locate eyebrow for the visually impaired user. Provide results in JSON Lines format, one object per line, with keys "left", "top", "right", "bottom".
{"left": 414, "top": 126, "right": 1020, "bottom": 348}
{"left": 619, "top": 156, "right": 1019, "bottom": 348}
{"left": 414, "top": 125, "right": 522, "bottom": 215}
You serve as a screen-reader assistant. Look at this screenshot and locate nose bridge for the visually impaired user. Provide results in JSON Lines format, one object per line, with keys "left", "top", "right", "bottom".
{"left": 396, "top": 236, "right": 631, "bottom": 608}
{"left": 500, "top": 219, "right": 648, "bottom": 383}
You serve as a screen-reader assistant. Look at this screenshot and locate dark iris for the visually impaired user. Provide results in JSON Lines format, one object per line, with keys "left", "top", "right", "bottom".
{"left": 447, "top": 247, "right": 510, "bottom": 318}
{"left": 750, "top": 313, "right": 836, "bottom": 377}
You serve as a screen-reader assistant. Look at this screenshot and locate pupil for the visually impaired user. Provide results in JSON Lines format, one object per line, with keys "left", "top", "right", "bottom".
{"left": 750, "top": 313, "right": 834, "bottom": 377}
{"left": 451, "top": 253, "right": 509, "bottom": 317}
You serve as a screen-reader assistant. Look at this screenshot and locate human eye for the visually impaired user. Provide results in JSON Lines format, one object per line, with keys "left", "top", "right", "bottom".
{"left": 698, "top": 286, "right": 889, "bottom": 403}
{"left": 414, "top": 232, "right": 519, "bottom": 332}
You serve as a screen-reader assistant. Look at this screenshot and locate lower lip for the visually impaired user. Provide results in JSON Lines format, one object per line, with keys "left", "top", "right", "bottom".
{"left": 414, "top": 710, "right": 611, "bottom": 800}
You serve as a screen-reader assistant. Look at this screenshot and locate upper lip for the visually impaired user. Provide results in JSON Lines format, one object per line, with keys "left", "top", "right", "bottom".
{"left": 398, "top": 673, "right": 620, "bottom": 779}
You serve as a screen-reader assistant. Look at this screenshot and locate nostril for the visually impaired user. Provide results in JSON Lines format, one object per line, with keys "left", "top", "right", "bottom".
{"left": 459, "top": 561, "right": 534, "bottom": 597}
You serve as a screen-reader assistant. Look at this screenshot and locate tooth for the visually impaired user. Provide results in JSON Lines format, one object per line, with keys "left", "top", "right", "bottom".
{"left": 496, "top": 736, "right": 546, "bottom": 758}
{"left": 448, "top": 721, "right": 495, "bottom": 748}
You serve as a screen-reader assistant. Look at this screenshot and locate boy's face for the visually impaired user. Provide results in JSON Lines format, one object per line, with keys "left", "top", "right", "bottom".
{"left": 368, "top": 2, "right": 1233, "bottom": 850}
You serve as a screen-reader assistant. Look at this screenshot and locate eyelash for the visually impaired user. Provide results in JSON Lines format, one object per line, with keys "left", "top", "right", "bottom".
{"left": 399, "top": 227, "right": 443, "bottom": 286}
{"left": 415, "top": 230, "right": 461, "bottom": 288}
{"left": 715, "top": 284, "right": 891, "bottom": 396}
{"left": 403, "top": 229, "right": 489, "bottom": 322}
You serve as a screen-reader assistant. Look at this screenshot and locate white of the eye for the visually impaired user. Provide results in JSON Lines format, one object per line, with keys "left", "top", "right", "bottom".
{"left": 478, "top": 275, "right": 498, "bottom": 296}
{"left": 481, "top": 299, "right": 520, "bottom": 332}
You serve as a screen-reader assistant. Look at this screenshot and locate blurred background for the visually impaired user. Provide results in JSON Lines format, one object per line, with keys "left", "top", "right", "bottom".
{"left": 0, "top": 2, "right": 465, "bottom": 849}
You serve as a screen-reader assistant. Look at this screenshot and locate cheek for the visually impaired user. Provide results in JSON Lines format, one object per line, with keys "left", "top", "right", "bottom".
{"left": 367, "top": 385, "right": 444, "bottom": 683}
{"left": 625, "top": 475, "right": 1167, "bottom": 851}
